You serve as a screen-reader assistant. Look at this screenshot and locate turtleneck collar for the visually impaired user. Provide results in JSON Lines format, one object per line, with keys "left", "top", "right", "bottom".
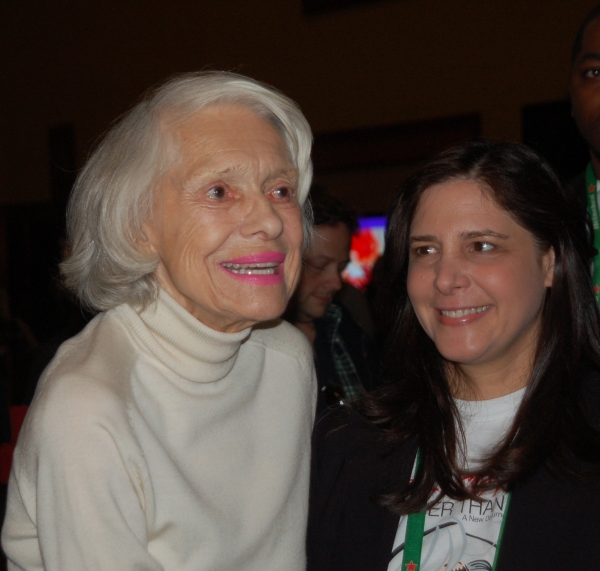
{"left": 116, "top": 289, "right": 251, "bottom": 383}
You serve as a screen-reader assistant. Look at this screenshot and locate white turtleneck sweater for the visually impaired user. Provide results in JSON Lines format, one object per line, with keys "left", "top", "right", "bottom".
{"left": 2, "top": 290, "right": 316, "bottom": 571}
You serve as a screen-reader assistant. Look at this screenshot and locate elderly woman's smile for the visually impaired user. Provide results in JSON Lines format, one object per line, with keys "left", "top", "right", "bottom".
{"left": 220, "top": 251, "right": 286, "bottom": 281}
{"left": 144, "top": 104, "right": 304, "bottom": 333}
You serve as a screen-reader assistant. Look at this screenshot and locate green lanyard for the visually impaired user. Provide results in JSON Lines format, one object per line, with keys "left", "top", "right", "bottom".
{"left": 400, "top": 450, "right": 512, "bottom": 571}
{"left": 585, "top": 163, "right": 600, "bottom": 305}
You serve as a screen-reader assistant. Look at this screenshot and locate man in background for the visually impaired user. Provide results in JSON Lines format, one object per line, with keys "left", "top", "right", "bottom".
{"left": 570, "top": 3, "right": 600, "bottom": 302}
{"left": 285, "top": 185, "right": 379, "bottom": 413}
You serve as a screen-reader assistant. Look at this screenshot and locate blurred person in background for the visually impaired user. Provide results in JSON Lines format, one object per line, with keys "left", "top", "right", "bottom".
{"left": 2, "top": 71, "right": 316, "bottom": 571}
{"left": 286, "top": 185, "right": 379, "bottom": 414}
{"left": 570, "top": 3, "right": 600, "bottom": 302}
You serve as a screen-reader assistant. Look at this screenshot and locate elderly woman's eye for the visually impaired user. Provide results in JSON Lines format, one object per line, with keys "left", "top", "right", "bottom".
{"left": 207, "top": 186, "right": 227, "bottom": 200}
{"left": 272, "top": 186, "right": 293, "bottom": 200}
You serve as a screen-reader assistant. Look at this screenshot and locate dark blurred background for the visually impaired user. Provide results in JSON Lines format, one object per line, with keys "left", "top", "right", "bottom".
{"left": 0, "top": 0, "right": 594, "bottom": 389}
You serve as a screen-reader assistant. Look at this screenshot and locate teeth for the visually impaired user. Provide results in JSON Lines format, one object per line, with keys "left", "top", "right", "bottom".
{"left": 222, "top": 262, "right": 279, "bottom": 275}
{"left": 222, "top": 262, "right": 279, "bottom": 269}
{"left": 229, "top": 268, "right": 276, "bottom": 275}
{"left": 441, "top": 305, "right": 489, "bottom": 318}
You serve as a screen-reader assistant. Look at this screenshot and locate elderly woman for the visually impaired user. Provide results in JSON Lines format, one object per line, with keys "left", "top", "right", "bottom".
{"left": 2, "top": 72, "right": 316, "bottom": 571}
{"left": 308, "top": 141, "right": 600, "bottom": 570}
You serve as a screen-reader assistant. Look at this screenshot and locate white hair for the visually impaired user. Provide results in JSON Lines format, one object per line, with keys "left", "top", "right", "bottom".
{"left": 61, "top": 71, "right": 313, "bottom": 311}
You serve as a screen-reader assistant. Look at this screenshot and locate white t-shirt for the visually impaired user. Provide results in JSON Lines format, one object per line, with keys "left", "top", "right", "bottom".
{"left": 388, "top": 388, "right": 525, "bottom": 571}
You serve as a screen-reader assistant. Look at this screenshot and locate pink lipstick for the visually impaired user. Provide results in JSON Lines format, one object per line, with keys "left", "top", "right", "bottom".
{"left": 220, "top": 251, "right": 286, "bottom": 285}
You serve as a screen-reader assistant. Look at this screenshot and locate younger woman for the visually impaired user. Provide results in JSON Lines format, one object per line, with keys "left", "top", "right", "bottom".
{"left": 307, "top": 141, "right": 600, "bottom": 571}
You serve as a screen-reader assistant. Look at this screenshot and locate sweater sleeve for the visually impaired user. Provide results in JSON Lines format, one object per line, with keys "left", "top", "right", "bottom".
{"left": 2, "top": 371, "right": 162, "bottom": 571}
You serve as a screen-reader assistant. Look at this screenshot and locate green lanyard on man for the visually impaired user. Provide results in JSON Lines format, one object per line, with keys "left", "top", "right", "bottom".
{"left": 586, "top": 163, "right": 600, "bottom": 305}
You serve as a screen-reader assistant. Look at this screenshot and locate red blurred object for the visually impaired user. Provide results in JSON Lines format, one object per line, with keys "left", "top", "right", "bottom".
{"left": 0, "top": 406, "right": 28, "bottom": 484}
{"left": 352, "top": 231, "right": 379, "bottom": 265}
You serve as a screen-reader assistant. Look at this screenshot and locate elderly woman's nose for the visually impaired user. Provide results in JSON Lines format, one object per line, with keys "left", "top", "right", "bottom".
{"left": 433, "top": 253, "right": 470, "bottom": 295}
{"left": 240, "top": 193, "right": 284, "bottom": 239}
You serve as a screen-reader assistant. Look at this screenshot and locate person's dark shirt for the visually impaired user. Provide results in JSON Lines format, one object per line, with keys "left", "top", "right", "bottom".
{"left": 313, "top": 302, "right": 380, "bottom": 414}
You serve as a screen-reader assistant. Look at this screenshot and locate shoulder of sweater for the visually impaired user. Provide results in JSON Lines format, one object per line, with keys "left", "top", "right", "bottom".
{"left": 247, "top": 318, "right": 313, "bottom": 365}
{"left": 25, "top": 310, "right": 137, "bottom": 443}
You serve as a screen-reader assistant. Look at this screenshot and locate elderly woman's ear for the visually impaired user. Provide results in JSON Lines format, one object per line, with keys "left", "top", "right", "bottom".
{"left": 137, "top": 224, "right": 158, "bottom": 256}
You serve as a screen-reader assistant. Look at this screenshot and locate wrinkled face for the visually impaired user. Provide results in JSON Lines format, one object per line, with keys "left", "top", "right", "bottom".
{"left": 143, "top": 104, "right": 304, "bottom": 333}
{"left": 571, "top": 16, "right": 600, "bottom": 158}
{"left": 295, "top": 222, "right": 351, "bottom": 322}
{"left": 407, "top": 179, "right": 554, "bottom": 380}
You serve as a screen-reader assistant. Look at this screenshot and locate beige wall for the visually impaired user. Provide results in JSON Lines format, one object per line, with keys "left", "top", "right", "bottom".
{"left": 0, "top": 0, "right": 597, "bottom": 205}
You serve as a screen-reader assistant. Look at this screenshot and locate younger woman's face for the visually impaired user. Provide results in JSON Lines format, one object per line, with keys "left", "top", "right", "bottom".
{"left": 406, "top": 179, "right": 554, "bottom": 384}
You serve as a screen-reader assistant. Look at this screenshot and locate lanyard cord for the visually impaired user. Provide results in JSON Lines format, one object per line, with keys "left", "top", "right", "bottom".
{"left": 585, "top": 163, "right": 600, "bottom": 305}
{"left": 400, "top": 450, "right": 511, "bottom": 571}
{"left": 400, "top": 449, "right": 424, "bottom": 571}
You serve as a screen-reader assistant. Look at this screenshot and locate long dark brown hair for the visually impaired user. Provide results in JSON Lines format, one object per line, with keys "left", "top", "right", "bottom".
{"left": 365, "top": 140, "right": 600, "bottom": 515}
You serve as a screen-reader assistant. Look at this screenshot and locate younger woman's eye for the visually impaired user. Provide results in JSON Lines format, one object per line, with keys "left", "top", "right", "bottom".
{"left": 473, "top": 241, "right": 494, "bottom": 252}
{"left": 414, "top": 245, "right": 437, "bottom": 256}
{"left": 207, "top": 186, "right": 227, "bottom": 200}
